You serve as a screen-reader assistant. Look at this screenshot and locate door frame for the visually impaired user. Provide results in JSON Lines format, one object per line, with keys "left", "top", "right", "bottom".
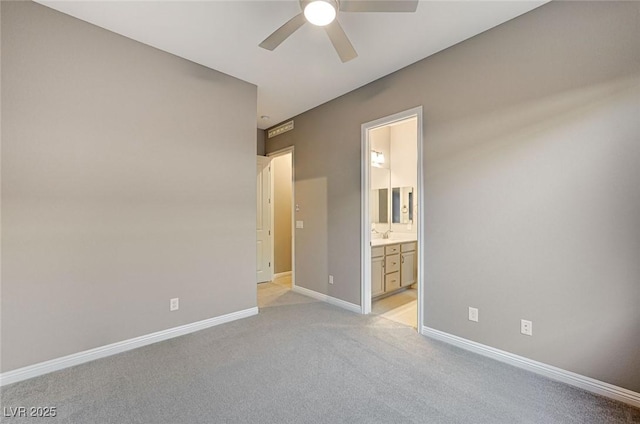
{"left": 267, "top": 146, "right": 296, "bottom": 288}
{"left": 360, "top": 106, "right": 424, "bottom": 334}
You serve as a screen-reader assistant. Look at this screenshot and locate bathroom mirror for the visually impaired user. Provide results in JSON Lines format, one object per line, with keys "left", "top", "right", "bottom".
{"left": 392, "top": 186, "right": 414, "bottom": 224}
{"left": 371, "top": 188, "right": 389, "bottom": 224}
{"left": 371, "top": 166, "right": 390, "bottom": 225}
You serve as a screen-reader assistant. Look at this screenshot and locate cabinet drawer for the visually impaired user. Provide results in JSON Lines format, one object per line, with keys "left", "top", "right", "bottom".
{"left": 371, "top": 246, "right": 385, "bottom": 258}
{"left": 385, "top": 244, "right": 400, "bottom": 255}
{"left": 385, "top": 253, "right": 400, "bottom": 274}
{"left": 401, "top": 242, "right": 416, "bottom": 252}
{"left": 385, "top": 272, "right": 400, "bottom": 292}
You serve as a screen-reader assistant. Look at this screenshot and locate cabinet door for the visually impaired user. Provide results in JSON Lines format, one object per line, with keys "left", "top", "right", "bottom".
{"left": 401, "top": 251, "right": 416, "bottom": 287}
{"left": 372, "top": 256, "right": 385, "bottom": 297}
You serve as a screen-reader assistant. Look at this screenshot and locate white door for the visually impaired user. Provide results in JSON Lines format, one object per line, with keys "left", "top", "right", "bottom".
{"left": 257, "top": 156, "right": 272, "bottom": 283}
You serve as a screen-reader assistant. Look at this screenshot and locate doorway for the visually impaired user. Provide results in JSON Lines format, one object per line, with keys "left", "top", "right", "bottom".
{"left": 361, "top": 107, "right": 424, "bottom": 332}
{"left": 270, "top": 149, "right": 294, "bottom": 285}
{"left": 257, "top": 147, "right": 295, "bottom": 308}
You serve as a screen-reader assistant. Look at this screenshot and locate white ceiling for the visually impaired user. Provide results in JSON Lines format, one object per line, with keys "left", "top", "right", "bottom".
{"left": 37, "top": 0, "right": 547, "bottom": 129}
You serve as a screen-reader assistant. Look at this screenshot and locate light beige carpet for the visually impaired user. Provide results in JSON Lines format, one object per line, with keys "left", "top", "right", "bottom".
{"left": 2, "top": 284, "right": 638, "bottom": 423}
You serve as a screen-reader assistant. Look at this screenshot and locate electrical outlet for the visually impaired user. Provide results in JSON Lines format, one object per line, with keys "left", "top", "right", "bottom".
{"left": 329, "top": 275, "right": 334, "bottom": 285}
{"left": 170, "top": 298, "right": 179, "bottom": 311}
{"left": 521, "top": 319, "right": 533, "bottom": 336}
{"left": 468, "top": 307, "right": 479, "bottom": 322}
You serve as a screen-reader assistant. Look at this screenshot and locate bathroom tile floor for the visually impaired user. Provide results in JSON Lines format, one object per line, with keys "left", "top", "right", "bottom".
{"left": 372, "top": 288, "right": 418, "bottom": 329}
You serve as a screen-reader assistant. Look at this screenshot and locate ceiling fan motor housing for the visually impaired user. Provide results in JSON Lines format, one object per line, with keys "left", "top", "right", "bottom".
{"left": 299, "top": 0, "right": 339, "bottom": 10}
{"left": 303, "top": 0, "right": 338, "bottom": 26}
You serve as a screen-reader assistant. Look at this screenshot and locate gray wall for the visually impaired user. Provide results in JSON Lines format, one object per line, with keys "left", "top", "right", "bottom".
{"left": 1, "top": 1, "right": 257, "bottom": 372}
{"left": 257, "top": 129, "right": 266, "bottom": 156}
{"left": 273, "top": 154, "right": 292, "bottom": 273}
{"left": 266, "top": 1, "right": 640, "bottom": 392}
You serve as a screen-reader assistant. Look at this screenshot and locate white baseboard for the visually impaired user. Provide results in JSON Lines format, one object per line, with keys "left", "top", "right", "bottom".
{"left": 421, "top": 326, "right": 640, "bottom": 408}
{"left": 0, "top": 307, "right": 259, "bottom": 387}
{"left": 292, "top": 285, "right": 361, "bottom": 314}
{"left": 273, "top": 271, "right": 292, "bottom": 280}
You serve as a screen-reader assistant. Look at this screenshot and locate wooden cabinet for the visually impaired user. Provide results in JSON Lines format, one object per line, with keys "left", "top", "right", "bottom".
{"left": 371, "top": 254, "right": 385, "bottom": 297}
{"left": 401, "top": 242, "right": 417, "bottom": 287}
{"left": 372, "top": 241, "right": 417, "bottom": 298}
{"left": 401, "top": 251, "right": 416, "bottom": 287}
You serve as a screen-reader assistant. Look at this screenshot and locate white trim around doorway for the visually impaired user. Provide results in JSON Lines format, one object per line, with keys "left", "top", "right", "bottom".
{"left": 360, "top": 106, "right": 424, "bottom": 334}
{"left": 267, "top": 146, "right": 296, "bottom": 289}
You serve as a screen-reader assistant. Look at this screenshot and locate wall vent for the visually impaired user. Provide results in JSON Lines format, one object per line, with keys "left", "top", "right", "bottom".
{"left": 268, "top": 120, "right": 294, "bottom": 138}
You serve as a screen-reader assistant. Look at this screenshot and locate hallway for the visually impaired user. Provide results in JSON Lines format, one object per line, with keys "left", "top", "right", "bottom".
{"left": 257, "top": 274, "right": 315, "bottom": 309}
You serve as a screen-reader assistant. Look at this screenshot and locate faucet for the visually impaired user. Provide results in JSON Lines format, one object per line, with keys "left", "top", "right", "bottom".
{"left": 371, "top": 226, "right": 392, "bottom": 239}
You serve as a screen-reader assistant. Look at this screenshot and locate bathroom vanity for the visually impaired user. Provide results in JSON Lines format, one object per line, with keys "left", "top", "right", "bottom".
{"left": 371, "top": 239, "right": 417, "bottom": 298}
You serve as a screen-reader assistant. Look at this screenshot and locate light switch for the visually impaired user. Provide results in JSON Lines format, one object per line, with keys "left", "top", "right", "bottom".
{"left": 296, "top": 221, "right": 304, "bottom": 229}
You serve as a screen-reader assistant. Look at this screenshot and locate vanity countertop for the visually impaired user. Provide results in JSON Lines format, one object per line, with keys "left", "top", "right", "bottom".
{"left": 371, "top": 237, "right": 417, "bottom": 247}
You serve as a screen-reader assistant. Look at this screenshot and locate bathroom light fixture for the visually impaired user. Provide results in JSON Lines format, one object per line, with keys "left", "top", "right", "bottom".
{"left": 304, "top": 0, "right": 336, "bottom": 26}
{"left": 371, "top": 150, "right": 385, "bottom": 167}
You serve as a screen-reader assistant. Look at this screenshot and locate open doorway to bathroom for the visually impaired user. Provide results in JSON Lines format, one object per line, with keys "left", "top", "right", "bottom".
{"left": 257, "top": 147, "right": 295, "bottom": 308}
{"left": 361, "top": 107, "right": 423, "bottom": 331}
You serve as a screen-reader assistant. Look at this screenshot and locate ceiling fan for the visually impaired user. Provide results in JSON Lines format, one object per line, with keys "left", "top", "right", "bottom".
{"left": 259, "top": 0, "right": 419, "bottom": 63}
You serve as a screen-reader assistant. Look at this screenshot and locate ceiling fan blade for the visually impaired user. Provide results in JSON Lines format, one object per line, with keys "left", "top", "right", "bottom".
{"left": 259, "top": 13, "right": 306, "bottom": 51}
{"left": 324, "top": 20, "right": 358, "bottom": 63}
{"left": 339, "top": 0, "right": 419, "bottom": 13}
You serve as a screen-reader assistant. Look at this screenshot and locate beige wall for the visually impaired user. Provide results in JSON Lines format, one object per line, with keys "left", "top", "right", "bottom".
{"left": 266, "top": 1, "right": 640, "bottom": 392}
{"left": 1, "top": 1, "right": 257, "bottom": 372}
{"left": 272, "top": 153, "right": 292, "bottom": 274}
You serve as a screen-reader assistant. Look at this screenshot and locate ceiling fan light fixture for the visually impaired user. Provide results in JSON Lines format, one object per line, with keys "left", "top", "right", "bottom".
{"left": 304, "top": 0, "right": 336, "bottom": 26}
